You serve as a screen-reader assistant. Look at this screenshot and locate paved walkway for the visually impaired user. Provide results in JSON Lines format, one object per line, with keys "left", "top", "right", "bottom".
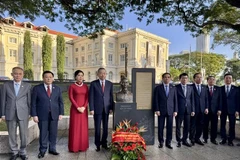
{"left": 1, "top": 129, "right": 240, "bottom": 160}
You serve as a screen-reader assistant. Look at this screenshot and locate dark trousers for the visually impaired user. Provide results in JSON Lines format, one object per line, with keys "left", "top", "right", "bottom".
{"left": 93, "top": 111, "right": 109, "bottom": 147}
{"left": 203, "top": 112, "right": 218, "bottom": 141}
{"left": 220, "top": 113, "right": 236, "bottom": 142}
{"left": 190, "top": 112, "right": 204, "bottom": 141}
{"left": 158, "top": 114, "right": 173, "bottom": 144}
{"left": 38, "top": 113, "right": 58, "bottom": 153}
{"left": 176, "top": 113, "right": 190, "bottom": 142}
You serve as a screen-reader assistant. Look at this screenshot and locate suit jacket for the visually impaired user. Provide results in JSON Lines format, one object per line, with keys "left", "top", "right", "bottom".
{"left": 1, "top": 81, "right": 31, "bottom": 120}
{"left": 192, "top": 84, "right": 209, "bottom": 114}
{"left": 221, "top": 85, "right": 239, "bottom": 114}
{"left": 207, "top": 85, "right": 222, "bottom": 113}
{"left": 89, "top": 79, "right": 114, "bottom": 114}
{"left": 176, "top": 84, "right": 195, "bottom": 115}
{"left": 31, "top": 83, "right": 64, "bottom": 121}
{"left": 153, "top": 84, "right": 178, "bottom": 116}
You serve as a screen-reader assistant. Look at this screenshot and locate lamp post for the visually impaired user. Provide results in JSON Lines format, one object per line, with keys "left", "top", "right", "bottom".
{"left": 125, "top": 46, "right": 128, "bottom": 78}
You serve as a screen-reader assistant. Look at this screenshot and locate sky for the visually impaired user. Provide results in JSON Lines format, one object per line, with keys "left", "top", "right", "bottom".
{"left": 11, "top": 10, "right": 234, "bottom": 59}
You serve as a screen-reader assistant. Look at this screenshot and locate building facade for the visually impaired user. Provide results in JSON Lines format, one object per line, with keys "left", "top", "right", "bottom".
{"left": 196, "top": 34, "right": 210, "bottom": 53}
{"left": 73, "top": 28, "right": 170, "bottom": 83}
{"left": 0, "top": 17, "right": 77, "bottom": 80}
{"left": 0, "top": 18, "right": 170, "bottom": 83}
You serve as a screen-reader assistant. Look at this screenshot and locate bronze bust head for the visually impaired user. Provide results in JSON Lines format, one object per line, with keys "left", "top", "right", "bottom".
{"left": 116, "top": 76, "right": 133, "bottom": 102}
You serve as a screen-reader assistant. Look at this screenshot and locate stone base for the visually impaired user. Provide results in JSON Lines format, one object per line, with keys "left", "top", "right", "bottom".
{"left": 0, "top": 120, "right": 39, "bottom": 154}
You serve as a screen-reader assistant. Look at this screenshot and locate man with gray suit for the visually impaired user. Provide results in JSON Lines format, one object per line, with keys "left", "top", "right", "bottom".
{"left": 1, "top": 67, "right": 31, "bottom": 160}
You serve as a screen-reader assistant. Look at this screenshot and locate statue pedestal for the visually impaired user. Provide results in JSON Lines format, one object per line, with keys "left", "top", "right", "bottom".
{"left": 113, "top": 102, "right": 136, "bottom": 129}
{"left": 113, "top": 102, "right": 154, "bottom": 145}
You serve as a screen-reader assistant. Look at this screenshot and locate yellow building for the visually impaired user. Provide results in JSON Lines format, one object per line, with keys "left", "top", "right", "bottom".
{"left": 0, "top": 17, "right": 77, "bottom": 80}
{"left": 73, "top": 28, "right": 170, "bottom": 83}
{"left": 0, "top": 17, "right": 170, "bottom": 82}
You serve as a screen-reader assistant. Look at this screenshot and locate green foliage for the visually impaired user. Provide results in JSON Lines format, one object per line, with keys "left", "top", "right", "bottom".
{"left": 23, "top": 31, "right": 34, "bottom": 80}
{"left": 42, "top": 34, "right": 52, "bottom": 71}
{"left": 170, "top": 67, "right": 181, "bottom": 82}
{"left": 223, "top": 59, "right": 240, "bottom": 81}
{"left": 56, "top": 34, "right": 65, "bottom": 81}
{"left": 169, "top": 52, "right": 226, "bottom": 81}
{"left": 212, "top": 30, "right": 240, "bottom": 51}
{"left": 1, "top": 0, "right": 240, "bottom": 37}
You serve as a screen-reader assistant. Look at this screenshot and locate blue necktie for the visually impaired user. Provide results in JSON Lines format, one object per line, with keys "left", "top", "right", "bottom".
{"left": 197, "top": 85, "right": 201, "bottom": 95}
{"left": 15, "top": 83, "right": 20, "bottom": 96}
{"left": 227, "top": 85, "right": 229, "bottom": 96}
{"left": 165, "top": 85, "right": 169, "bottom": 96}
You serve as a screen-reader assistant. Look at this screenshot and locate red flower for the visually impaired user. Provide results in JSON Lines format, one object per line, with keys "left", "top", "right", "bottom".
{"left": 123, "top": 147, "right": 128, "bottom": 152}
{"left": 119, "top": 142, "right": 124, "bottom": 147}
{"left": 127, "top": 146, "right": 132, "bottom": 150}
{"left": 132, "top": 144, "right": 137, "bottom": 150}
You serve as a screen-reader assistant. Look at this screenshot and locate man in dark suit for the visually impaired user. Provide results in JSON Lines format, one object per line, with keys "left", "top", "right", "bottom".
{"left": 31, "top": 71, "right": 64, "bottom": 158}
{"left": 89, "top": 68, "right": 114, "bottom": 152}
{"left": 175, "top": 73, "right": 195, "bottom": 148}
{"left": 220, "top": 73, "right": 239, "bottom": 146}
{"left": 203, "top": 76, "right": 222, "bottom": 145}
{"left": 1, "top": 67, "right": 31, "bottom": 160}
{"left": 190, "top": 73, "right": 209, "bottom": 146}
{"left": 154, "top": 73, "right": 178, "bottom": 149}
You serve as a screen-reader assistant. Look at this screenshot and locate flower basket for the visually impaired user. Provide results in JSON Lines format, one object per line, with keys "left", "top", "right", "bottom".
{"left": 110, "top": 120, "right": 147, "bottom": 160}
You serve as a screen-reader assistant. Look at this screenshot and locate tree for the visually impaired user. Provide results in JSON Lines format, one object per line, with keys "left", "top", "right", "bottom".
{"left": 1, "top": 0, "right": 240, "bottom": 37}
{"left": 42, "top": 34, "right": 52, "bottom": 71}
{"left": 56, "top": 34, "right": 65, "bottom": 80}
{"left": 23, "top": 31, "right": 34, "bottom": 80}
{"left": 224, "top": 59, "right": 240, "bottom": 81}
{"left": 212, "top": 30, "right": 240, "bottom": 51}
{"left": 0, "top": 0, "right": 125, "bottom": 38}
{"left": 169, "top": 52, "right": 226, "bottom": 80}
{"left": 170, "top": 67, "right": 181, "bottom": 82}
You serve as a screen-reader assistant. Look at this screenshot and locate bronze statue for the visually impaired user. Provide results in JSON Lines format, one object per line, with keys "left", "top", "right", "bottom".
{"left": 116, "top": 77, "right": 133, "bottom": 102}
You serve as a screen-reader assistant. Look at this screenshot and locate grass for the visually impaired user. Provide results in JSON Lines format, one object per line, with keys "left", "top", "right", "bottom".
{"left": 0, "top": 92, "right": 71, "bottom": 131}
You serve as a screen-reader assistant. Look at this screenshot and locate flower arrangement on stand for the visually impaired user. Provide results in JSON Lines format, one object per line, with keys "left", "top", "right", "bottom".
{"left": 110, "top": 119, "right": 147, "bottom": 160}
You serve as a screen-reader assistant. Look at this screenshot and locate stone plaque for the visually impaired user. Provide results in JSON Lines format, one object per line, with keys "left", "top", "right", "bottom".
{"left": 136, "top": 72, "right": 152, "bottom": 110}
{"left": 131, "top": 68, "right": 155, "bottom": 145}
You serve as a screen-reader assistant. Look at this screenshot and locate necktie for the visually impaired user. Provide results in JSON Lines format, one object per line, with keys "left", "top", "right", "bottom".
{"left": 226, "top": 85, "right": 229, "bottom": 96}
{"left": 47, "top": 85, "right": 51, "bottom": 97}
{"left": 182, "top": 85, "right": 186, "bottom": 97}
{"left": 197, "top": 85, "right": 201, "bottom": 95}
{"left": 210, "top": 86, "right": 213, "bottom": 96}
{"left": 102, "top": 81, "right": 104, "bottom": 92}
{"left": 165, "top": 85, "right": 169, "bottom": 96}
{"left": 15, "top": 83, "right": 19, "bottom": 96}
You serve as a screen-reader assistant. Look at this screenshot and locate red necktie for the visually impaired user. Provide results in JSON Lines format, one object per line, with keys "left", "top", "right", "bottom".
{"left": 102, "top": 81, "right": 104, "bottom": 92}
{"left": 210, "top": 86, "right": 213, "bottom": 96}
{"left": 47, "top": 85, "right": 51, "bottom": 97}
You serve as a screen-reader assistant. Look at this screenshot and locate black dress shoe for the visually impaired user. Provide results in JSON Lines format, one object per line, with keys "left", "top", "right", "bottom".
{"left": 190, "top": 140, "right": 195, "bottom": 146}
{"left": 102, "top": 144, "right": 110, "bottom": 150}
{"left": 158, "top": 143, "right": 163, "bottom": 148}
{"left": 182, "top": 141, "right": 192, "bottom": 147}
{"left": 96, "top": 146, "right": 100, "bottom": 152}
{"left": 195, "top": 139, "right": 204, "bottom": 145}
{"left": 177, "top": 142, "right": 181, "bottom": 147}
{"left": 49, "top": 151, "right": 60, "bottom": 155}
{"left": 211, "top": 140, "right": 218, "bottom": 145}
{"left": 10, "top": 154, "right": 18, "bottom": 160}
{"left": 219, "top": 139, "right": 226, "bottom": 145}
{"left": 203, "top": 139, "right": 208, "bottom": 143}
{"left": 228, "top": 141, "right": 234, "bottom": 146}
{"left": 37, "top": 152, "right": 45, "bottom": 159}
{"left": 19, "top": 154, "right": 28, "bottom": 160}
{"left": 166, "top": 144, "right": 173, "bottom": 149}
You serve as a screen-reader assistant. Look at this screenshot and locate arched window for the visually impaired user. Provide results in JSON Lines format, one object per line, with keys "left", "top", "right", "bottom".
{"left": 109, "top": 71, "right": 113, "bottom": 81}
{"left": 88, "top": 72, "right": 91, "bottom": 81}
